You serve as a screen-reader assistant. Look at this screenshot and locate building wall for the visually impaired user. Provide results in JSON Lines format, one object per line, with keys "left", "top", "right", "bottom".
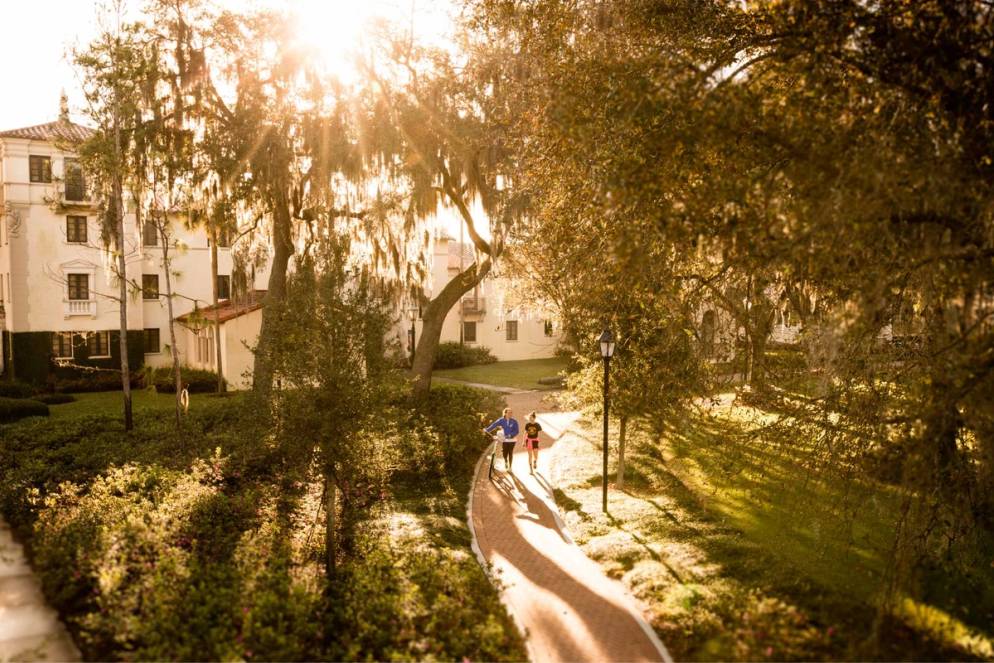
{"left": 394, "top": 236, "right": 562, "bottom": 362}
{"left": 177, "top": 308, "right": 260, "bottom": 390}
{"left": 0, "top": 133, "right": 268, "bottom": 382}
{"left": 222, "top": 309, "right": 262, "bottom": 389}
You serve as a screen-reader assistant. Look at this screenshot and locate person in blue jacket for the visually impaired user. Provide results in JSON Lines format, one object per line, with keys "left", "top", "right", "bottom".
{"left": 484, "top": 407, "right": 520, "bottom": 472}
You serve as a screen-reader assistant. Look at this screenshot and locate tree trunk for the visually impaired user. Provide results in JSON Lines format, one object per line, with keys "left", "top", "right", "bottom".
{"left": 253, "top": 197, "right": 293, "bottom": 396}
{"left": 210, "top": 230, "right": 225, "bottom": 392}
{"left": 160, "top": 223, "right": 183, "bottom": 429}
{"left": 617, "top": 415, "right": 628, "bottom": 490}
{"left": 112, "top": 116, "right": 133, "bottom": 431}
{"left": 411, "top": 258, "right": 492, "bottom": 399}
{"left": 749, "top": 330, "right": 769, "bottom": 389}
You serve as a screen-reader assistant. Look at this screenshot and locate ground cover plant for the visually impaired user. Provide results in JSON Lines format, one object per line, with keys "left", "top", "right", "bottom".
{"left": 0, "top": 383, "right": 525, "bottom": 661}
{"left": 547, "top": 399, "right": 994, "bottom": 661}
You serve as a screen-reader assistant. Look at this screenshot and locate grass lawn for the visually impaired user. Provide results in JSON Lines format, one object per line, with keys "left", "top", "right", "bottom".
{"left": 48, "top": 389, "right": 238, "bottom": 419}
{"left": 434, "top": 356, "right": 568, "bottom": 390}
{"left": 546, "top": 398, "right": 994, "bottom": 661}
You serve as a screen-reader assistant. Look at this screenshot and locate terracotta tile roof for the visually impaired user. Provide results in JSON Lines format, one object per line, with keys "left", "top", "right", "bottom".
{"left": 176, "top": 290, "right": 266, "bottom": 325}
{"left": 0, "top": 120, "right": 95, "bottom": 144}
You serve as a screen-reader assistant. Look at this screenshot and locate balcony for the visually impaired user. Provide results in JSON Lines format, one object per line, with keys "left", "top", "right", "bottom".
{"left": 64, "top": 299, "right": 96, "bottom": 318}
{"left": 461, "top": 297, "right": 486, "bottom": 316}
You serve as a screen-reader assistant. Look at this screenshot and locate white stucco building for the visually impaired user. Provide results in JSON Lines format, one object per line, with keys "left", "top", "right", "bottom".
{"left": 1, "top": 110, "right": 558, "bottom": 391}
{"left": 0, "top": 113, "right": 267, "bottom": 386}
{"left": 399, "top": 235, "right": 562, "bottom": 362}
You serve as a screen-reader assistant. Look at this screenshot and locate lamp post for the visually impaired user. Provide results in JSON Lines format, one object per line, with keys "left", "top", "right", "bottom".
{"left": 408, "top": 307, "right": 419, "bottom": 368}
{"left": 599, "top": 328, "right": 615, "bottom": 513}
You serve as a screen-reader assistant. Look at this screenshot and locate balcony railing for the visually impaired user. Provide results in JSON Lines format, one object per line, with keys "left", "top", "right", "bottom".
{"left": 64, "top": 299, "right": 96, "bottom": 318}
{"left": 461, "top": 297, "right": 486, "bottom": 315}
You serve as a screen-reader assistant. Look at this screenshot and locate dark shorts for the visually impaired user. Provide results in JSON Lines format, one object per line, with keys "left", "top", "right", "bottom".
{"left": 526, "top": 438, "right": 539, "bottom": 450}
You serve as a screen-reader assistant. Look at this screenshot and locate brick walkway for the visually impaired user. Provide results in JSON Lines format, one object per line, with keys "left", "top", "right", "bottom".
{"left": 470, "top": 391, "right": 671, "bottom": 663}
{"left": 0, "top": 518, "right": 79, "bottom": 662}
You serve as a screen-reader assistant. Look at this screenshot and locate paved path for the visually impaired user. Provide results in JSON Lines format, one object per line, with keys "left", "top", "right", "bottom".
{"left": 0, "top": 518, "right": 79, "bottom": 662}
{"left": 469, "top": 391, "right": 671, "bottom": 663}
{"left": 433, "top": 377, "right": 524, "bottom": 394}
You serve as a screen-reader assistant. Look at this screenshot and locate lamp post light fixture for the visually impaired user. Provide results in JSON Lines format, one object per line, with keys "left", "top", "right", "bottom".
{"left": 408, "top": 307, "right": 419, "bottom": 367}
{"left": 598, "top": 328, "right": 615, "bottom": 513}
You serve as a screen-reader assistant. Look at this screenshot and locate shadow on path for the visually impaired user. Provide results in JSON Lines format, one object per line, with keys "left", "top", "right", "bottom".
{"left": 470, "top": 391, "right": 669, "bottom": 663}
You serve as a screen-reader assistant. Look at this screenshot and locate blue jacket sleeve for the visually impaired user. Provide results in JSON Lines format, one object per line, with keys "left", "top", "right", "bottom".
{"left": 485, "top": 418, "right": 504, "bottom": 433}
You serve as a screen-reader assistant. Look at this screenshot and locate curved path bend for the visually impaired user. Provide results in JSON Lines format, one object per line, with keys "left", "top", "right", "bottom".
{"left": 469, "top": 390, "right": 671, "bottom": 663}
{"left": 0, "top": 518, "right": 79, "bottom": 662}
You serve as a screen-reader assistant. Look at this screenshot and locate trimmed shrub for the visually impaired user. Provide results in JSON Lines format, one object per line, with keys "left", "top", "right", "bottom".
{"left": 11, "top": 332, "right": 54, "bottom": 386}
{"left": 55, "top": 371, "right": 137, "bottom": 393}
{"left": 433, "top": 341, "right": 497, "bottom": 369}
{"left": 0, "top": 381, "right": 38, "bottom": 399}
{"left": 34, "top": 393, "right": 76, "bottom": 405}
{"left": 0, "top": 397, "right": 49, "bottom": 423}
{"left": 143, "top": 366, "right": 221, "bottom": 394}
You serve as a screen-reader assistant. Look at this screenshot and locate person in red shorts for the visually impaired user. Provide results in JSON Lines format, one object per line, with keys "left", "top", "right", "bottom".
{"left": 524, "top": 411, "right": 542, "bottom": 472}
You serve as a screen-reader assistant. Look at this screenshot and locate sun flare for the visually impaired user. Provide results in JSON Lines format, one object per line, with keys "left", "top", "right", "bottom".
{"left": 287, "top": 0, "right": 454, "bottom": 83}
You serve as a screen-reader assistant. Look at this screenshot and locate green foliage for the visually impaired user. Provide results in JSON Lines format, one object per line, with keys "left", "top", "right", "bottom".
{"left": 469, "top": 0, "right": 994, "bottom": 635}
{"left": 0, "top": 397, "right": 49, "bottom": 423}
{"left": 0, "top": 380, "right": 524, "bottom": 660}
{"left": 0, "top": 380, "right": 39, "bottom": 399}
{"left": 325, "top": 536, "right": 523, "bottom": 662}
{"left": 433, "top": 341, "right": 497, "bottom": 369}
{"left": 404, "top": 383, "right": 504, "bottom": 478}
{"left": 11, "top": 332, "right": 54, "bottom": 386}
{"left": 141, "top": 366, "right": 221, "bottom": 394}
{"left": 53, "top": 371, "right": 138, "bottom": 394}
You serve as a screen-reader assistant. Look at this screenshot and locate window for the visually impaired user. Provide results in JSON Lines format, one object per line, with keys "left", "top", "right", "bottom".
{"left": 463, "top": 321, "right": 477, "bottom": 343}
{"left": 506, "top": 320, "right": 518, "bottom": 342}
{"left": 52, "top": 332, "right": 74, "bottom": 358}
{"left": 142, "top": 274, "right": 159, "bottom": 299}
{"left": 64, "top": 158, "right": 85, "bottom": 200}
{"left": 29, "top": 155, "right": 52, "bottom": 183}
{"left": 544, "top": 320, "right": 554, "bottom": 337}
{"left": 142, "top": 220, "right": 159, "bottom": 246}
{"left": 66, "top": 216, "right": 87, "bottom": 243}
{"left": 67, "top": 274, "right": 88, "bottom": 300}
{"left": 87, "top": 331, "right": 111, "bottom": 357}
{"left": 144, "top": 328, "right": 161, "bottom": 354}
{"left": 216, "top": 275, "right": 230, "bottom": 300}
{"left": 196, "top": 329, "right": 214, "bottom": 365}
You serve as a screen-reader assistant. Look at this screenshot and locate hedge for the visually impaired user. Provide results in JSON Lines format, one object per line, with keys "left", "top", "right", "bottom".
{"left": 143, "top": 366, "right": 222, "bottom": 393}
{"left": 433, "top": 341, "right": 498, "bottom": 369}
{"left": 0, "top": 381, "right": 38, "bottom": 399}
{"left": 0, "top": 397, "right": 49, "bottom": 423}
